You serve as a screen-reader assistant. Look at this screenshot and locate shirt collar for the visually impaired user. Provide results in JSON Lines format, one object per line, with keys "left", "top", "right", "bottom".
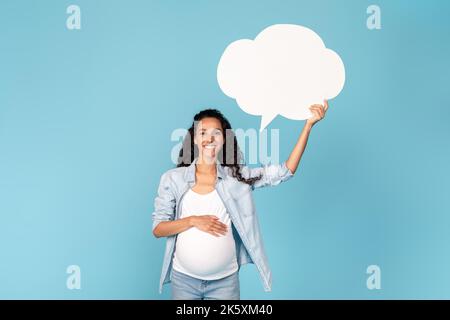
{"left": 185, "top": 157, "right": 226, "bottom": 183}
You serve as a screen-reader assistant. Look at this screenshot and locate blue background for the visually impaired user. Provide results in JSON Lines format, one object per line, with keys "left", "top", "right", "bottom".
{"left": 1, "top": 0, "right": 449, "bottom": 299}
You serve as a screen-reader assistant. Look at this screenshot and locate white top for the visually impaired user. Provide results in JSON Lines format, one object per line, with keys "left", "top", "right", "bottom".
{"left": 172, "top": 188, "right": 238, "bottom": 280}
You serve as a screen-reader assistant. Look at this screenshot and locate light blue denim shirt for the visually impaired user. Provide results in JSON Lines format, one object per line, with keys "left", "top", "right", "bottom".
{"left": 152, "top": 158, "right": 294, "bottom": 294}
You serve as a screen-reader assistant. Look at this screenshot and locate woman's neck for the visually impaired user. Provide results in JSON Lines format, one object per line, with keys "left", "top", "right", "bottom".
{"left": 196, "top": 156, "right": 217, "bottom": 174}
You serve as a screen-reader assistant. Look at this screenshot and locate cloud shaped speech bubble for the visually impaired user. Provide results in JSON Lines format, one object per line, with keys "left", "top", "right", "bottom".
{"left": 217, "top": 24, "right": 345, "bottom": 131}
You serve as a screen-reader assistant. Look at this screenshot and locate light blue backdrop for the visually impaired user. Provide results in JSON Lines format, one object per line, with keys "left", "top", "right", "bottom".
{"left": 1, "top": 0, "right": 449, "bottom": 299}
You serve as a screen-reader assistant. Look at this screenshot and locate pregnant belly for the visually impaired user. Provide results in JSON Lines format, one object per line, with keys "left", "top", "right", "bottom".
{"left": 174, "top": 227, "right": 237, "bottom": 278}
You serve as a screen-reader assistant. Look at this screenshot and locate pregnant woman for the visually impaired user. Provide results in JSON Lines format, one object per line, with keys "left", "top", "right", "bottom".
{"left": 152, "top": 101, "right": 328, "bottom": 300}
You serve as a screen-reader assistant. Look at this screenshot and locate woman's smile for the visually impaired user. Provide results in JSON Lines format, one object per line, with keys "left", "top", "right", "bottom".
{"left": 203, "top": 143, "right": 217, "bottom": 150}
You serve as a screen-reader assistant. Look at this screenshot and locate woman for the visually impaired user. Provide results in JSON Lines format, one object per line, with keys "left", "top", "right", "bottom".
{"left": 152, "top": 101, "right": 329, "bottom": 300}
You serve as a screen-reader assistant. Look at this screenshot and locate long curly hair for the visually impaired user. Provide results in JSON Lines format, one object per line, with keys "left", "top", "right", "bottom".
{"left": 176, "top": 109, "right": 262, "bottom": 186}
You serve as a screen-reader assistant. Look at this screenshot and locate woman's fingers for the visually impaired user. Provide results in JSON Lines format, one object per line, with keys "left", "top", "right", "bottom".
{"left": 195, "top": 215, "right": 228, "bottom": 236}
{"left": 214, "top": 222, "right": 228, "bottom": 234}
{"left": 209, "top": 226, "right": 226, "bottom": 236}
{"left": 316, "top": 105, "right": 325, "bottom": 118}
{"left": 309, "top": 105, "right": 325, "bottom": 118}
{"left": 309, "top": 106, "right": 318, "bottom": 116}
{"left": 310, "top": 103, "right": 327, "bottom": 111}
{"left": 208, "top": 217, "right": 227, "bottom": 230}
{"left": 210, "top": 225, "right": 227, "bottom": 233}
{"left": 206, "top": 221, "right": 227, "bottom": 236}
{"left": 192, "top": 216, "right": 223, "bottom": 236}
{"left": 215, "top": 228, "right": 227, "bottom": 236}
{"left": 205, "top": 223, "right": 222, "bottom": 236}
{"left": 310, "top": 108, "right": 320, "bottom": 119}
{"left": 312, "top": 107, "right": 322, "bottom": 118}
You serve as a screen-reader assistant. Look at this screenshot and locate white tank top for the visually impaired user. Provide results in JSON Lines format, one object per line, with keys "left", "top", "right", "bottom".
{"left": 172, "top": 189, "right": 238, "bottom": 280}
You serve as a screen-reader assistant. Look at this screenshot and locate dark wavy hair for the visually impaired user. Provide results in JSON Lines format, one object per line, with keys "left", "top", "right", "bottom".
{"left": 176, "top": 109, "right": 262, "bottom": 186}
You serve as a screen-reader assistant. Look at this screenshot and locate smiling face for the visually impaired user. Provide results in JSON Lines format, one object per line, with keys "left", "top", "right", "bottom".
{"left": 194, "top": 117, "right": 225, "bottom": 162}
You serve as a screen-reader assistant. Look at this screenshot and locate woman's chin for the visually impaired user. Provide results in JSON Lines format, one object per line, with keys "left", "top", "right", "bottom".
{"left": 202, "top": 150, "right": 217, "bottom": 159}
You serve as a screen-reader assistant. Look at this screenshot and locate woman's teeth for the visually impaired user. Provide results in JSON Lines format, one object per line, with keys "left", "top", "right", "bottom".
{"left": 204, "top": 144, "right": 215, "bottom": 149}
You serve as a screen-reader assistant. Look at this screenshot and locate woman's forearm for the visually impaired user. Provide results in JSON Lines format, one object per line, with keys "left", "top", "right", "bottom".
{"left": 286, "top": 122, "right": 313, "bottom": 174}
{"left": 153, "top": 217, "right": 193, "bottom": 238}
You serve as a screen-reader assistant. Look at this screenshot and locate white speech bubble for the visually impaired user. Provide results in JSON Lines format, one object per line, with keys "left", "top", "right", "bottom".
{"left": 217, "top": 24, "right": 345, "bottom": 131}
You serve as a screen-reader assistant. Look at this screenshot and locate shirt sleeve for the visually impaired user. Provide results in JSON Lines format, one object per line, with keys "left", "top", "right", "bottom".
{"left": 152, "top": 172, "right": 177, "bottom": 233}
{"left": 240, "top": 161, "right": 295, "bottom": 190}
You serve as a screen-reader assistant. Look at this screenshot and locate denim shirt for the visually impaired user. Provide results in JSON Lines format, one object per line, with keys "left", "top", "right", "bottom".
{"left": 152, "top": 158, "right": 294, "bottom": 294}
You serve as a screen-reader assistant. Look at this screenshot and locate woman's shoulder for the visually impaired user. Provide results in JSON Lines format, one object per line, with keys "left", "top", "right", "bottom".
{"left": 157, "top": 166, "right": 188, "bottom": 192}
{"left": 161, "top": 166, "right": 187, "bottom": 179}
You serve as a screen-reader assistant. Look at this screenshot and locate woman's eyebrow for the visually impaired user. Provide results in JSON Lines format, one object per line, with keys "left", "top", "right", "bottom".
{"left": 200, "top": 128, "right": 222, "bottom": 131}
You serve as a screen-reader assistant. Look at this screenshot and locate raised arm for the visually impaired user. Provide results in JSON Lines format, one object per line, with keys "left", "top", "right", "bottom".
{"left": 286, "top": 100, "right": 329, "bottom": 174}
